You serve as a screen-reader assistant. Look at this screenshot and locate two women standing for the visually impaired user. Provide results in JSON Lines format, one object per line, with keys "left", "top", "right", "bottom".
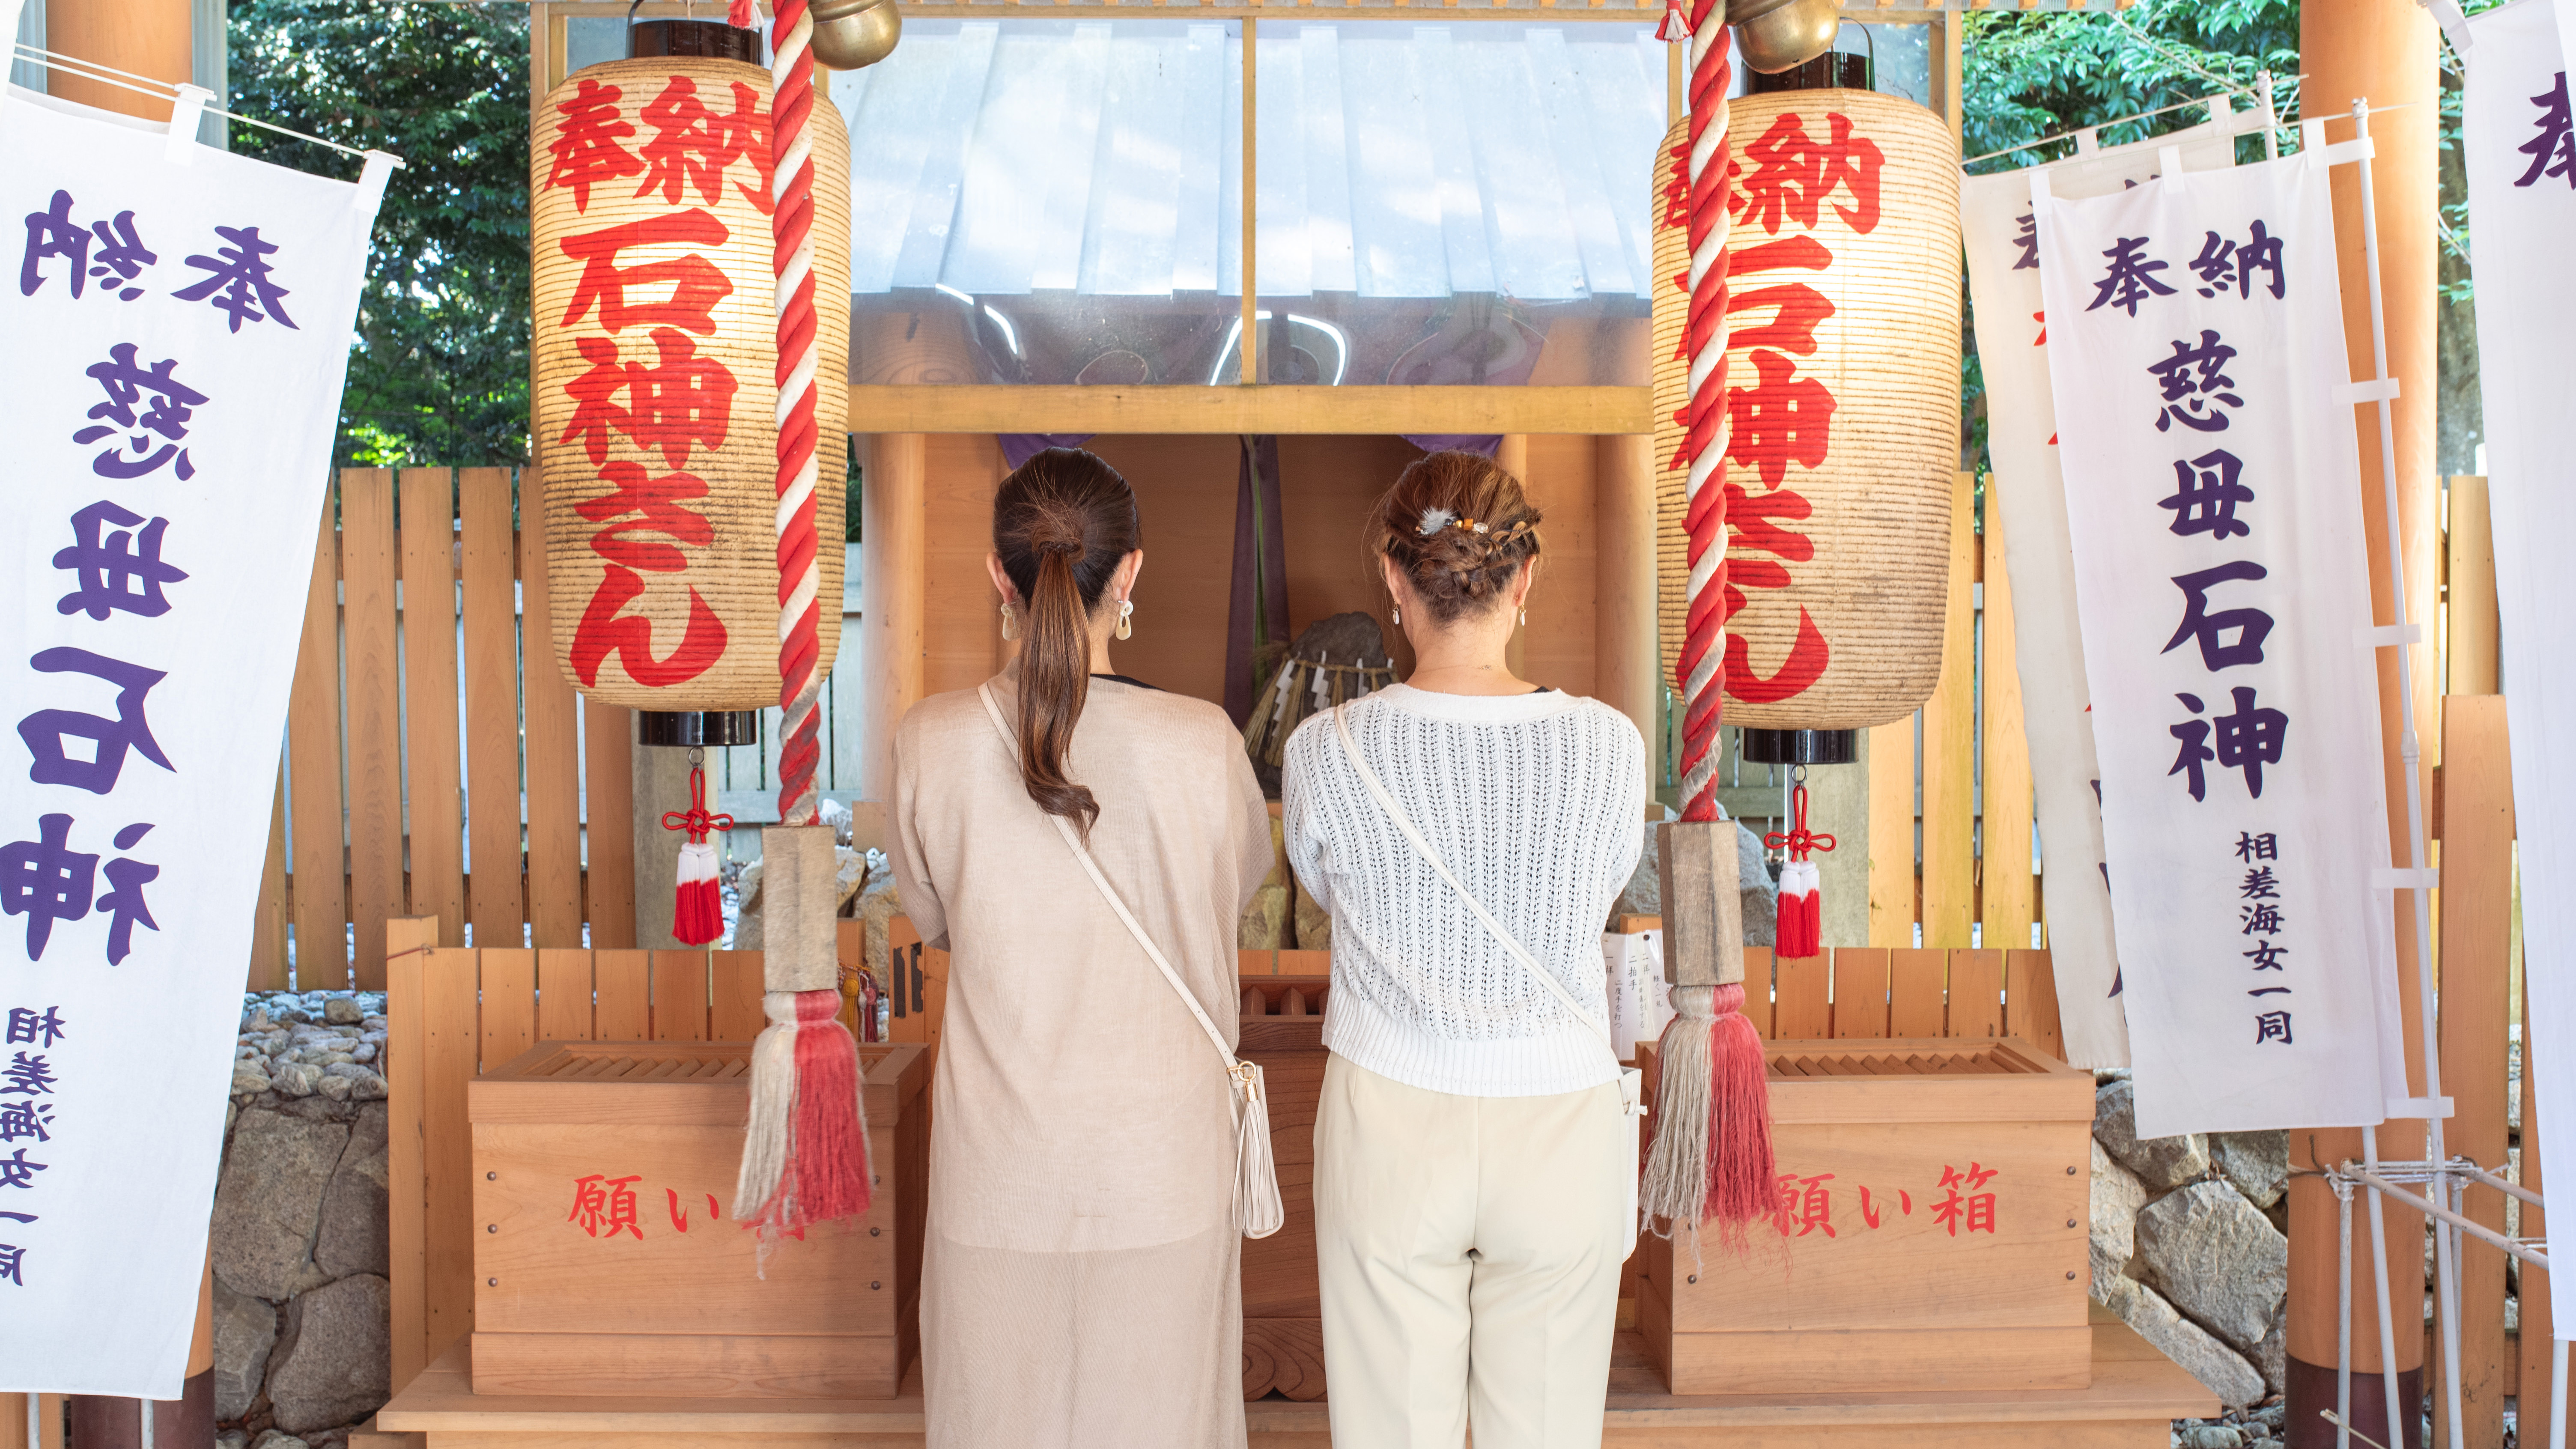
{"left": 889, "top": 446, "right": 1645, "bottom": 1449}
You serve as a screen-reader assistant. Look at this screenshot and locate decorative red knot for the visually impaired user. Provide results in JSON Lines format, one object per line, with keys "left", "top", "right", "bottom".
{"left": 1765, "top": 781, "right": 1837, "bottom": 865}
{"left": 661, "top": 763, "right": 735, "bottom": 844}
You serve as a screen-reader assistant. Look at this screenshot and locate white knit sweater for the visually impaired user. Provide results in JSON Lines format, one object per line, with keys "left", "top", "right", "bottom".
{"left": 1281, "top": 684, "right": 1646, "bottom": 1097}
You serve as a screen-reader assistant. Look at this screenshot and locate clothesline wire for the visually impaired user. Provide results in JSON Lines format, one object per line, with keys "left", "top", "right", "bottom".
{"left": 1963, "top": 84, "right": 2273, "bottom": 166}
{"left": 11, "top": 43, "right": 407, "bottom": 167}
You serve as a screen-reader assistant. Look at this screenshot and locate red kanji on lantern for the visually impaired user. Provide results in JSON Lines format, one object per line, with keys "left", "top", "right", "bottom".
{"left": 567, "top": 1173, "right": 644, "bottom": 1240}
{"left": 1720, "top": 482, "right": 1817, "bottom": 612}
{"left": 546, "top": 78, "right": 644, "bottom": 213}
{"left": 560, "top": 210, "right": 735, "bottom": 335}
{"left": 1932, "top": 1161, "right": 2000, "bottom": 1238}
{"left": 560, "top": 328, "right": 740, "bottom": 469}
{"left": 1727, "top": 350, "right": 1837, "bottom": 490}
{"left": 1732, "top": 111, "right": 1886, "bottom": 237}
{"left": 636, "top": 76, "right": 775, "bottom": 215}
{"left": 572, "top": 567, "right": 729, "bottom": 690}
{"left": 577, "top": 460, "right": 718, "bottom": 572}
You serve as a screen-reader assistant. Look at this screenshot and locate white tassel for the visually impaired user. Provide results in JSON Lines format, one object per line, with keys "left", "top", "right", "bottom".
{"left": 733, "top": 991, "right": 802, "bottom": 1236}
{"left": 1231, "top": 1062, "right": 1285, "bottom": 1238}
{"left": 1639, "top": 984, "right": 1716, "bottom": 1230}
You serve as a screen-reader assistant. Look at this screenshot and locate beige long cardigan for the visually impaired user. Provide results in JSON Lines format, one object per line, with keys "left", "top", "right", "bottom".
{"left": 890, "top": 668, "right": 1273, "bottom": 1449}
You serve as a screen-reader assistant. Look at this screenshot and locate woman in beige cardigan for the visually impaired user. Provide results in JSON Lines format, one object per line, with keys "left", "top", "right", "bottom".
{"left": 888, "top": 447, "right": 1274, "bottom": 1449}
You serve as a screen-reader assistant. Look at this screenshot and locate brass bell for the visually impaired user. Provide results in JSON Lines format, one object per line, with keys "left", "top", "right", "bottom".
{"left": 810, "top": 0, "right": 902, "bottom": 71}
{"left": 1728, "top": 0, "right": 1842, "bottom": 75}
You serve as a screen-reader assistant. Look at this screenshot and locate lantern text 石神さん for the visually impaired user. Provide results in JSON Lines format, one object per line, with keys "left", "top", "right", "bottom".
{"left": 1655, "top": 87, "right": 1959, "bottom": 731}
{"left": 531, "top": 55, "right": 852, "bottom": 711}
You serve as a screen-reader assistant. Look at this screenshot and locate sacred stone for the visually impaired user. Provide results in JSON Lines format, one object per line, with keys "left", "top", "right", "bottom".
{"left": 315, "top": 1102, "right": 390, "bottom": 1279}
{"left": 2136, "top": 1180, "right": 2288, "bottom": 1359}
{"left": 211, "top": 1276, "right": 278, "bottom": 1422}
{"left": 2099, "top": 1275, "right": 2265, "bottom": 1408}
{"left": 265, "top": 1273, "right": 393, "bottom": 1433}
{"left": 2093, "top": 1077, "right": 2209, "bottom": 1191}
{"left": 2090, "top": 1138, "right": 2147, "bottom": 1301}
{"left": 212, "top": 1109, "right": 349, "bottom": 1301}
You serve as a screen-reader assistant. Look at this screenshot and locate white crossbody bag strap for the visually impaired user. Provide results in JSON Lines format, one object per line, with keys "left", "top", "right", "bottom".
{"left": 1330, "top": 704, "right": 1617, "bottom": 1055}
{"left": 976, "top": 684, "right": 1284, "bottom": 1238}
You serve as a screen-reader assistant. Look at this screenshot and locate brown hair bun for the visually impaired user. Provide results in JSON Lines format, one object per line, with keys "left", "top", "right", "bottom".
{"left": 1367, "top": 449, "right": 1543, "bottom": 626}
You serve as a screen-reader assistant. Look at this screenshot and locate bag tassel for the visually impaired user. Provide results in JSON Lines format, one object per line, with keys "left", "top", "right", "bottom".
{"left": 1231, "top": 1061, "right": 1286, "bottom": 1238}
{"left": 662, "top": 753, "right": 733, "bottom": 947}
{"left": 1764, "top": 774, "right": 1835, "bottom": 961}
{"left": 1640, "top": 981, "right": 1777, "bottom": 1244}
{"left": 734, "top": 988, "right": 874, "bottom": 1250}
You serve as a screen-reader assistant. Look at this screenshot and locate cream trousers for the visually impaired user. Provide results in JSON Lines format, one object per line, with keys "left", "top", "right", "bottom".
{"left": 1312, "top": 1052, "right": 1630, "bottom": 1449}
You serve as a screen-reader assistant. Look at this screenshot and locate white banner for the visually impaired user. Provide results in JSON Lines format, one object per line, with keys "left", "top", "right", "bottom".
{"left": 2034, "top": 149, "right": 2401, "bottom": 1139}
{"left": 0, "top": 86, "right": 385, "bottom": 1392}
{"left": 1962, "top": 116, "right": 2244, "bottom": 1070}
{"left": 2466, "top": 0, "right": 2576, "bottom": 1333}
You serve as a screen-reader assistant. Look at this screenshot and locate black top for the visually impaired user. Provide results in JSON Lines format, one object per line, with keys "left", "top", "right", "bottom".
{"left": 1091, "top": 674, "right": 1160, "bottom": 692}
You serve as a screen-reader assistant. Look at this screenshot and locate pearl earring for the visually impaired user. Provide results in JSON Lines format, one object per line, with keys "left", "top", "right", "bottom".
{"left": 1519, "top": 606, "right": 1527, "bottom": 626}
{"left": 1392, "top": 603, "right": 1403, "bottom": 627}
{"left": 999, "top": 599, "right": 1020, "bottom": 642}
{"left": 1115, "top": 598, "right": 1135, "bottom": 641}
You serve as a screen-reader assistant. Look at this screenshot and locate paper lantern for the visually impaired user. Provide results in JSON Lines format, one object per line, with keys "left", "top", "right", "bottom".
{"left": 531, "top": 47, "right": 851, "bottom": 711}
{"left": 1655, "top": 86, "right": 1959, "bottom": 733}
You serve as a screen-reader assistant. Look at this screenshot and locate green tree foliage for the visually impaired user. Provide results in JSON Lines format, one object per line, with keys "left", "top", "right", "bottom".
{"left": 1956, "top": 0, "right": 2301, "bottom": 474}
{"left": 228, "top": 0, "right": 531, "bottom": 468}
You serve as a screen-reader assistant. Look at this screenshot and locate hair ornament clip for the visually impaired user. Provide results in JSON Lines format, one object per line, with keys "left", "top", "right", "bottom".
{"left": 1417, "top": 506, "right": 1456, "bottom": 537}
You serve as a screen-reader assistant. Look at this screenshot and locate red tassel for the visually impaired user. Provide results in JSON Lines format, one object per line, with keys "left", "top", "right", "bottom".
{"left": 663, "top": 765, "right": 734, "bottom": 947}
{"left": 727, "top": 0, "right": 758, "bottom": 29}
{"left": 1764, "top": 780, "right": 1835, "bottom": 962}
{"left": 785, "top": 988, "right": 871, "bottom": 1222}
{"left": 1703, "top": 982, "right": 1777, "bottom": 1229}
{"left": 1656, "top": 0, "right": 1691, "bottom": 43}
{"left": 1775, "top": 860, "right": 1821, "bottom": 960}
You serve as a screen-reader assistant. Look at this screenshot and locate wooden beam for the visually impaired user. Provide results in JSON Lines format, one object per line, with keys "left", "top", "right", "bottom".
{"left": 858, "top": 434, "right": 929, "bottom": 801}
{"left": 2435, "top": 697, "right": 2512, "bottom": 1449}
{"left": 1595, "top": 435, "right": 1661, "bottom": 793}
{"left": 2447, "top": 476, "right": 2498, "bottom": 696}
{"left": 847, "top": 385, "right": 1653, "bottom": 437}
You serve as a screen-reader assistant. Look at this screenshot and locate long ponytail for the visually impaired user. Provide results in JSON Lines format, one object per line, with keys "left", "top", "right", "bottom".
{"left": 992, "top": 449, "right": 1142, "bottom": 840}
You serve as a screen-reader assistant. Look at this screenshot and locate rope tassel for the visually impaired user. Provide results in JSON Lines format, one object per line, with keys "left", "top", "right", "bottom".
{"left": 734, "top": 987, "right": 874, "bottom": 1243}
{"left": 1640, "top": 819, "right": 1777, "bottom": 1240}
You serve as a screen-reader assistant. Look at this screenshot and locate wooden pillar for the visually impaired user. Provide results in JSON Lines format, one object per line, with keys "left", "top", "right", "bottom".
{"left": 631, "top": 717, "right": 690, "bottom": 950}
{"left": 2287, "top": 2, "right": 2439, "bottom": 1444}
{"left": 1594, "top": 434, "right": 1659, "bottom": 794}
{"left": 46, "top": 1, "right": 192, "bottom": 118}
{"left": 1497, "top": 435, "right": 1530, "bottom": 680}
{"left": 859, "top": 433, "right": 928, "bottom": 801}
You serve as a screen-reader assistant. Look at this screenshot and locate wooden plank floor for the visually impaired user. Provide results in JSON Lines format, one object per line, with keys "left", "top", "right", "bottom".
{"left": 377, "top": 1306, "right": 2213, "bottom": 1447}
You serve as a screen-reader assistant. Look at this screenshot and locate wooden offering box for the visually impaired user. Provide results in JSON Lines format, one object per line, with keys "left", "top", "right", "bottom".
{"left": 468, "top": 1039, "right": 929, "bottom": 1399}
{"left": 1638, "top": 1037, "right": 2092, "bottom": 1396}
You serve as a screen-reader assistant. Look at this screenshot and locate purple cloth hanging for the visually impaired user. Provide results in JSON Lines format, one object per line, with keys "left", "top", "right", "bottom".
{"left": 1401, "top": 434, "right": 1503, "bottom": 457}
{"left": 999, "top": 433, "right": 1097, "bottom": 470}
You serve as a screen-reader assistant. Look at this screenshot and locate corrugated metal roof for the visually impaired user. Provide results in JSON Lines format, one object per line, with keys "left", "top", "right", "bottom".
{"left": 827, "top": 18, "right": 1666, "bottom": 303}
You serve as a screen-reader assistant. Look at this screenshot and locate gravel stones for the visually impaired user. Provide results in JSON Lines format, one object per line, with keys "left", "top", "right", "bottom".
{"left": 265, "top": 1273, "right": 392, "bottom": 1434}
{"left": 212, "top": 1109, "right": 349, "bottom": 1301}
{"left": 2136, "top": 1180, "right": 2289, "bottom": 1357}
{"left": 322, "top": 997, "right": 363, "bottom": 1026}
{"left": 2094, "top": 1077, "right": 2210, "bottom": 1191}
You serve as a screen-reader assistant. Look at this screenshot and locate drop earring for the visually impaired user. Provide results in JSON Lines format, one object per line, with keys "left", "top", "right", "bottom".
{"left": 1115, "top": 598, "right": 1135, "bottom": 640}
{"left": 1519, "top": 606, "right": 1527, "bottom": 626}
{"left": 1392, "top": 602, "right": 1403, "bottom": 627}
{"left": 999, "top": 599, "right": 1020, "bottom": 642}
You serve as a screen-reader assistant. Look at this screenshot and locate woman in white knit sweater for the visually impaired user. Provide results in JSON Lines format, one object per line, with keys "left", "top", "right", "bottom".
{"left": 1282, "top": 450, "right": 1645, "bottom": 1449}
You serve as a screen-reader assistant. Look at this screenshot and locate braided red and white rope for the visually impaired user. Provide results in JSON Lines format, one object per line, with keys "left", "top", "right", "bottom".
{"left": 770, "top": 0, "right": 826, "bottom": 829}
{"left": 1675, "top": 0, "right": 1733, "bottom": 824}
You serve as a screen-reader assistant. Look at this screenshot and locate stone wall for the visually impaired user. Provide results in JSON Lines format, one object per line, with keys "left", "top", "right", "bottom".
{"left": 211, "top": 992, "right": 393, "bottom": 1449}
{"left": 2090, "top": 1069, "right": 2291, "bottom": 1415}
